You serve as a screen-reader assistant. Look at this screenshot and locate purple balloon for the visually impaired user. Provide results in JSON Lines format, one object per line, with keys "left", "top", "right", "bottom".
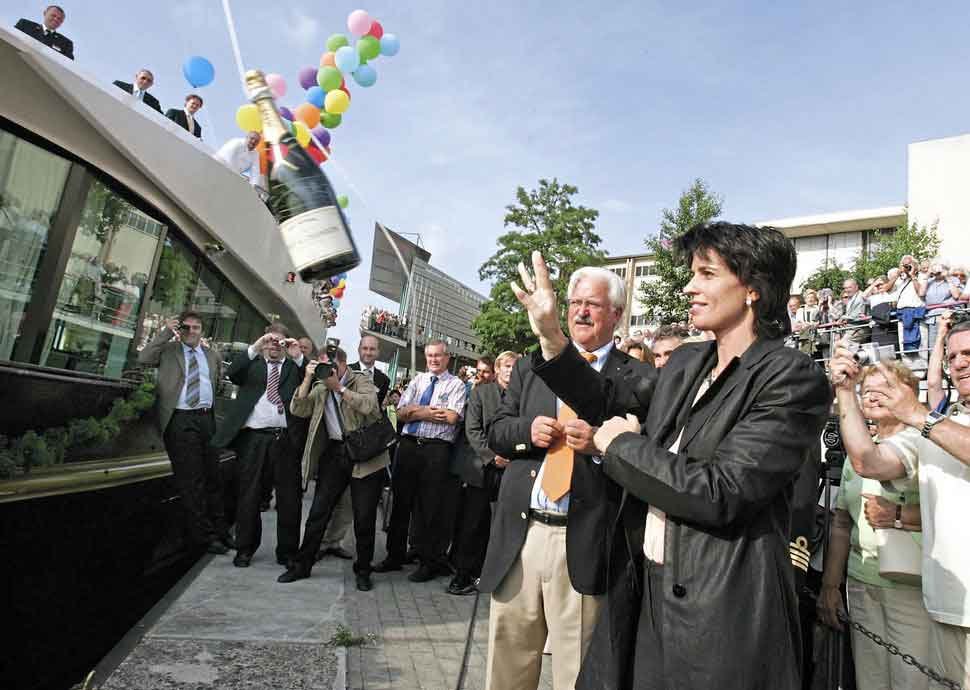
{"left": 311, "top": 126, "right": 331, "bottom": 148}
{"left": 279, "top": 106, "right": 294, "bottom": 121}
{"left": 298, "top": 66, "right": 318, "bottom": 90}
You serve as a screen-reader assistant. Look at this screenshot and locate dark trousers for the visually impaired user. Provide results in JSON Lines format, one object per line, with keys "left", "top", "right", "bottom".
{"left": 386, "top": 435, "right": 454, "bottom": 566}
{"left": 450, "top": 482, "right": 492, "bottom": 577}
{"left": 233, "top": 428, "right": 302, "bottom": 561}
{"left": 632, "top": 562, "right": 665, "bottom": 689}
{"left": 295, "top": 442, "right": 384, "bottom": 574}
{"left": 163, "top": 410, "right": 227, "bottom": 546}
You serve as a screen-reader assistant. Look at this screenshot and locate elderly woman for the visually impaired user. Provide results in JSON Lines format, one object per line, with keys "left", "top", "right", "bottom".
{"left": 819, "top": 358, "right": 930, "bottom": 690}
{"left": 511, "top": 222, "right": 831, "bottom": 689}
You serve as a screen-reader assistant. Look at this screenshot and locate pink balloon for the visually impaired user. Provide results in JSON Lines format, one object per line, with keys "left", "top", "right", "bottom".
{"left": 347, "top": 9, "right": 371, "bottom": 36}
{"left": 266, "top": 73, "right": 286, "bottom": 99}
{"left": 367, "top": 21, "right": 384, "bottom": 39}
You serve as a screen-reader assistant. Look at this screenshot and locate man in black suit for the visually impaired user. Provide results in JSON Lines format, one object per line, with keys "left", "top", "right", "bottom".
{"left": 15, "top": 6, "right": 74, "bottom": 60}
{"left": 349, "top": 334, "right": 390, "bottom": 404}
{"left": 211, "top": 322, "right": 306, "bottom": 567}
{"left": 166, "top": 94, "right": 204, "bottom": 139}
{"left": 113, "top": 70, "right": 163, "bottom": 114}
{"left": 480, "top": 267, "right": 653, "bottom": 690}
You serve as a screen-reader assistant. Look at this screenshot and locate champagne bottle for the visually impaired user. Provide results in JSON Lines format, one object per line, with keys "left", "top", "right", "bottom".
{"left": 246, "top": 69, "right": 361, "bottom": 281}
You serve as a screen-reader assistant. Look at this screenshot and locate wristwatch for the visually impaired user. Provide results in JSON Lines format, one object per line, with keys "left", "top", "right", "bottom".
{"left": 894, "top": 503, "right": 903, "bottom": 530}
{"left": 921, "top": 410, "right": 946, "bottom": 438}
{"left": 338, "top": 385, "right": 347, "bottom": 396}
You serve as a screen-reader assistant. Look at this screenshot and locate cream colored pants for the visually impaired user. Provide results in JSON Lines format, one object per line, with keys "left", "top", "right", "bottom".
{"left": 485, "top": 520, "right": 601, "bottom": 690}
{"left": 846, "top": 578, "right": 932, "bottom": 690}
{"left": 929, "top": 619, "right": 970, "bottom": 689}
{"left": 320, "top": 486, "right": 352, "bottom": 549}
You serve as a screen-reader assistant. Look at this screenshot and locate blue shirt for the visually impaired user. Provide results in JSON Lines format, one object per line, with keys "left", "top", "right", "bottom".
{"left": 529, "top": 341, "right": 612, "bottom": 514}
{"left": 176, "top": 344, "right": 213, "bottom": 409}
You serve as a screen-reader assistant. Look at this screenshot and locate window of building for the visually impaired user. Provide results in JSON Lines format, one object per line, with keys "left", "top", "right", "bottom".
{"left": 634, "top": 264, "right": 657, "bottom": 277}
{"left": 609, "top": 266, "right": 627, "bottom": 278}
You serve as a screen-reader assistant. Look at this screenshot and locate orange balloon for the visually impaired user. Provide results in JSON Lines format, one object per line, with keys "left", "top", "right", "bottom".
{"left": 321, "top": 52, "right": 336, "bottom": 67}
{"left": 294, "top": 103, "right": 321, "bottom": 128}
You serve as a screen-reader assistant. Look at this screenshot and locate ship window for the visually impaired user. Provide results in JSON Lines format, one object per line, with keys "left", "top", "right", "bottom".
{"left": 0, "top": 131, "right": 71, "bottom": 361}
{"left": 38, "top": 180, "right": 161, "bottom": 378}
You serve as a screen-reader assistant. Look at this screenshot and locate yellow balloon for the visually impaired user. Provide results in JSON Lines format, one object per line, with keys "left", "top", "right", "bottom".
{"left": 293, "top": 121, "right": 311, "bottom": 147}
{"left": 235, "top": 104, "right": 261, "bottom": 133}
{"left": 324, "top": 89, "right": 350, "bottom": 115}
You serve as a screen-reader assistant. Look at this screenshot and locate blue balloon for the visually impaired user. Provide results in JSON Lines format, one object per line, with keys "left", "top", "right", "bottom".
{"left": 334, "top": 45, "right": 360, "bottom": 75}
{"left": 332, "top": 298, "right": 341, "bottom": 308}
{"left": 352, "top": 63, "right": 377, "bottom": 87}
{"left": 182, "top": 56, "right": 215, "bottom": 87}
{"left": 379, "top": 34, "right": 400, "bottom": 57}
{"left": 306, "top": 86, "right": 325, "bottom": 108}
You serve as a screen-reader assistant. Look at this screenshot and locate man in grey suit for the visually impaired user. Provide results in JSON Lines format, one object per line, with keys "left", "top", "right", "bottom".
{"left": 138, "top": 310, "right": 231, "bottom": 554}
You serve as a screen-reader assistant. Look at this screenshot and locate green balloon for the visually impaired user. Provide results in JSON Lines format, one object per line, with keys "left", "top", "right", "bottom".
{"left": 357, "top": 36, "right": 380, "bottom": 61}
{"left": 337, "top": 195, "right": 349, "bottom": 209}
{"left": 317, "top": 66, "right": 342, "bottom": 92}
{"left": 326, "top": 34, "right": 349, "bottom": 52}
{"left": 321, "top": 111, "right": 342, "bottom": 128}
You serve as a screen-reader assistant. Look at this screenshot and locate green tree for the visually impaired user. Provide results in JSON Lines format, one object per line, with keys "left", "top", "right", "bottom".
{"left": 472, "top": 179, "right": 604, "bottom": 354}
{"left": 852, "top": 217, "right": 940, "bottom": 285}
{"left": 637, "top": 179, "right": 723, "bottom": 324}
{"left": 800, "top": 259, "right": 853, "bottom": 293}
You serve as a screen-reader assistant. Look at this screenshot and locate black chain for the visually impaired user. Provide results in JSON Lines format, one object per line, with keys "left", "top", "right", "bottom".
{"left": 836, "top": 610, "right": 963, "bottom": 689}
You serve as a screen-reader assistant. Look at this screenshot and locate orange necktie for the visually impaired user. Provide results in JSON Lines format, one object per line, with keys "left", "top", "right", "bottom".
{"left": 540, "top": 352, "right": 598, "bottom": 502}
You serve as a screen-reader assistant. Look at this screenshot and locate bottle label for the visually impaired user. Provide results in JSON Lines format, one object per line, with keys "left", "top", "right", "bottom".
{"left": 279, "top": 206, "right": 353, "bottom": 271}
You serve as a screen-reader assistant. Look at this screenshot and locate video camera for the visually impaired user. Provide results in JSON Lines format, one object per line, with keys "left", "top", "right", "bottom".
{"left": 314, "top": 337, "right": 341, "bottom": 381}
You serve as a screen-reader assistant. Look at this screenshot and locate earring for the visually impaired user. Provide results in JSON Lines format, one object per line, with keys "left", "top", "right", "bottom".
{"left": 745, "top": 297, "right": 752, "bottom": 307}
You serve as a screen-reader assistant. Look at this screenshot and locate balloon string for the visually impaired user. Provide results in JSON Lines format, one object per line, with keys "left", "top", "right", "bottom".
{"left": 221, "top": 0, "right": 249, "bottom": 99}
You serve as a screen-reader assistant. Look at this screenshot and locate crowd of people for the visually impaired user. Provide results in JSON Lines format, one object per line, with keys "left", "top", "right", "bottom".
{"left": 362, "top": 305, "right": 408, "bottom": 339}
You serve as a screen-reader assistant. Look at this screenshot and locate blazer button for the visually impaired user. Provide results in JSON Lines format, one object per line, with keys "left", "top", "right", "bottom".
{"left": 672, "top": 584, "right": 687, "bottom": 598}
{"left": 530, "top": 470, "right": 537, "bottom": 478}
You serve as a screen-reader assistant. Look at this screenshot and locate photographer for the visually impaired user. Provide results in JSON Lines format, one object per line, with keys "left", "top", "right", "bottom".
{"left": 829, "top": 319, "right": 970, "bottom": 688}
{"left": 277, "top": 346, "right": 389, "bottom": 591}
{"left": 821, "top": 353, "right": 930, "bottom": 690}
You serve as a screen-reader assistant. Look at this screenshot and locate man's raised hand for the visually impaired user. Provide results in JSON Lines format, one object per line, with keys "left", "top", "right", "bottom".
{"left": 510, "top": 251, "right": 569, "bottom": 359}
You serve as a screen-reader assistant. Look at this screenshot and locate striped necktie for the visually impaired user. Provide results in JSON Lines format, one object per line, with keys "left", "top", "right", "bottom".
{"left": 540, "top": 352, "right": 598, "bottom": 501}
{"left": 267, "top": 361, "right": 284, "bottom": 414}
{"left": 185, "top": 348, "right": 200, "bottom": 408}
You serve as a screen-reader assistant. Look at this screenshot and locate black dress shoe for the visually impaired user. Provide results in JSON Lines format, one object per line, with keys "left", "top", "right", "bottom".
{"left": 322, "top": 546, "right": 354, "bottom": 560}
{"left": 404, "top": 549, "right": 419, "bottom": 564}
{"left": 277, "top": 555, "right": 296, "bottom": 567}
{"left": 233, "top": 553, "right": 252, "bottom": 567}
{"left": 408, "top": 563, "right": 437, "bottom": 583}
{"left": 355, "top": 573, "right": 373, "bottom": 591}
{"left": 220, "top": 534, "right": 237, "bottom": 550}
{"left": 372, "top": 558, "right": 403, "bottom": 573}
{"left": 277, "top": 565, "right": 311, "bottom": 583}
{"left": 447, "top": 573, "right": 477, "bottom": 596}
{"left": 206, "top": 540, "right": 229, "bottom": 555}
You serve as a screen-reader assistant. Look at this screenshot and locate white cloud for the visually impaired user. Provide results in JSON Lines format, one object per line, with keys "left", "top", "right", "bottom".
{"left": 284, "top": 8, "right": 321, "bottom": 51}
{"left": 602, "top": 199, "right": 635, "bottom": 214}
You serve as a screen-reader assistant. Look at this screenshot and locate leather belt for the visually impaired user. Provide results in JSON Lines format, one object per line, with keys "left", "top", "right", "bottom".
{"left": 248, "top": 427, "right": 285, "bottom": 435}
{"left": 529, "top": 509, "right": 567, "bottom": 527}
{"left": 402, "top": 435, "right": 451, "bottom": 446}
{"left": 173, "top": 407, "right": 212, "bottom": 415}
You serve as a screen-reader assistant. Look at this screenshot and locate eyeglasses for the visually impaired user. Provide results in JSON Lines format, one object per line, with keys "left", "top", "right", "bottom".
{"left": 567, "top": 299, "right": 607, "bottom": 312}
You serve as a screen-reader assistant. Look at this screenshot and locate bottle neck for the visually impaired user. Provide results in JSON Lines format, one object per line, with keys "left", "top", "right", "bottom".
{"left": 251, "top": 87, "right": 289, "bottom": 145}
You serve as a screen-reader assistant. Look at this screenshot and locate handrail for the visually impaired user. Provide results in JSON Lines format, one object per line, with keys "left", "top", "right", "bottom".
{"left": 0, "top": 453, "right": 173, "bottom": 503}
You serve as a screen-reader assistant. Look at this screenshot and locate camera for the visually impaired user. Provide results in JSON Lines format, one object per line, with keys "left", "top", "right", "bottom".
{"left": 848, "top": 342, "right": 895, "bottom": 365}
{"left": 950, "top": 309, "right": 970, "bottom": 325}
{"left": 314, "top": 337, "right": 341, "bottom": 381}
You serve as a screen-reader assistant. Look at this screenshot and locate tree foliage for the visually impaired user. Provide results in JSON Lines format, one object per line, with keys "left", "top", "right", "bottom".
{"left": 637, "top": 179, "right": 723, "bottom": 324}
{"left": 472, "top": 179, "right": 604, "bottom": 354}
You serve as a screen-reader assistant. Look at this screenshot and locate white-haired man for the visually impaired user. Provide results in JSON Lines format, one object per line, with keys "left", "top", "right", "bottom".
{"left": 480, "top": 264, "right": 654, "bottom": 690}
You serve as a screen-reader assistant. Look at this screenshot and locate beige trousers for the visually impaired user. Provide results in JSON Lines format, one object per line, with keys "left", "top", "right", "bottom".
{"left": 485, "top": 520, "right": 601, "bottom": 690}
{"left": 846, "top": 578, "right": 932, "bottom": 690}
{"left": 929, "top": 619, "right": 970, "bottom": 688}
{"left": 320, "top": 486, "right": 352, "bottom": 549}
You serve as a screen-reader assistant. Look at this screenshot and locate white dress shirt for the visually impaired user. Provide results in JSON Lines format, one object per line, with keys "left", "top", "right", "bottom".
{"left": 323, "top": 368, "right": 352, "bottom": 440}
{"left": 243, "top": 346, "right": 304, "bottom": 430}
{"left": 214, "top": 138, "right": 263, "bottom": 187}
{"left": 175, "top": 343, "right": 213, "bottom": 410}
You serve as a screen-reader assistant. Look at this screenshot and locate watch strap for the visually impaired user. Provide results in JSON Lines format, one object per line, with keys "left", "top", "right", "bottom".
{"left": 894, "top": 503, "right": 903, "bottom": 530}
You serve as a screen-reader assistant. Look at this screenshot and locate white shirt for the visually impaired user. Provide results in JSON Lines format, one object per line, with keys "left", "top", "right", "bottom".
{"left": 895, "top": 277, "right": 925, "bottom": 309}
{"left": 529, "top": 340, "right": 612, "bottom": 514}
{"left": 242, "top": 346, "right": 305, "bottom": 430}
{"left": 214, "top": 138, "right": 263, "bottom": 187}
{"left": 884, "top": 407, "right": 970, "bottom": 626}
{"left": 323, "top": 368, "right": 352, "bottom": 440}
{"left": 175, "top": 343, "right": 213, "bottom": 410}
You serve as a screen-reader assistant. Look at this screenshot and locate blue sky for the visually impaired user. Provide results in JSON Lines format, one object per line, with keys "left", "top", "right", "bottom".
{"left": 8, "top": 1, "right": 970, "bottom": 347}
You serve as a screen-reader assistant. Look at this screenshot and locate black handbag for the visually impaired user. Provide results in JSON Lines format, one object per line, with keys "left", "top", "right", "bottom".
{"left": 332, "top": 391, "right": 397, "bottom": 463}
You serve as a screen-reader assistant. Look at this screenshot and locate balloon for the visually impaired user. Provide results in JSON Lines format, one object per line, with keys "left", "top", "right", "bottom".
{"left": 340, "top": 86, "right": 351, "bottom": 100}
{"left": 305, "top": 86, "right": 325, "bottom": 108}
{"left": 352, "top": 63, "right": 377, "bottom": 87}
{"left": 379, "top": 34, "right": 400, "bottom": 57}
{"left": 337, "top": 195, "right": 349, "bottom": 209}
{"left": 334, "top": 45, "right": 360, "bottom": 74}
{"left": 235, "top": 104, "right": 260, "bottom": 132}
{"left": 329, "top": 287, "right": 340, "bottom": 296}
{"left": 320, "top": 51, "right": 336, "bottom": 68}
{"left": 293, "top": 121, "right": 311, "bottom": 147}
{"left": 279, "top": 106, "right": 294, "bottom": 121}
{"left": 367, "top": 21, "right": 384, "bottom": 40}
{"left": 294, "top": 103, "right": 320, "bottom": 128}
{"left": 324, "top": 89, "right": 350, "bottom": 115}
{"left": 337, "top": 272, "right": 348, "bottom": 280}
{"left": 307, "top": 146, "right": 325, "bottom": 164}
{"left": 298, "top": 65, "right": 318, "bottom": 90}
{"left": 326, "top": 33, "right": 349, "bottom": 52}
{"left": 334, "top": 288, "right": 345, "bottom": 298}
{"left": 321, "top": 112, "right": 342, "bottom": 128}
{"left": 347, "top": 9, "right": 372, "bottom": 36}
{"left": 266, "top": 73, "right": 286, "bottom": 99}
{"left": 317, "top": 66, "right": 342, "bottom": 92}
{"left": 338, "top": 278, "right": 347, "bottom": 287}
{"left": 310, "top": 126, "right": 331, "bottom": 148}
{"left": 357, "top": 35, "right": 380, "bottom": 61}
{"left": 182, "top": 56, "right": 214, "bottom": 87}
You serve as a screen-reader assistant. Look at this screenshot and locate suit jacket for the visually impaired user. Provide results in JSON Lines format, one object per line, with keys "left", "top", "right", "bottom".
{"left": 291, "top": 369, "right": 389, "bottom": 489}
{"left": 15, "top": 19, "right": 74, "bottom": 60}
{"left": 479, "top": 347, "right": 654, "bottom": 596}
{"left": 534, "top": 338, "right": 830, "bottom": 690}
{"left": 113, "top": 81, "right": 162, "bottom": 114}
{"left": 451, "top": 382, "right": 503, "bottom": 487}
{"left": 165, "top": 108, "right": 202, "bottom": 138}
{"left": 210, "top": 351, "right": 305, "bottom": 449}
{"left": 349, "top": 362, "right": 390, "bottom": 405}
{"left": 137, "top": 330, "right": 221, "bottom": 433}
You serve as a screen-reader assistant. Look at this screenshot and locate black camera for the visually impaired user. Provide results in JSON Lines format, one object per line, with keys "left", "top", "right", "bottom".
{"left": 314, "top": 337, "right": 341, "bottom": 381}
{"left": 950, "top": 309, "right": 970, "bottom": 325}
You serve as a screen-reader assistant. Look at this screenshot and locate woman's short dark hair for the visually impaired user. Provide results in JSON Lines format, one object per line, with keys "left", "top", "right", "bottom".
{"left": 675, "top": 222, "right": 796, "bottom": 339}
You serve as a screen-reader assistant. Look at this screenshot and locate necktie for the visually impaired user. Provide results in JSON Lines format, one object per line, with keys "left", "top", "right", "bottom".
{"left": 404, "top": 375, "right": 437, "bottom": 435}
{"left": 267, "top": 361, "right": 284, "bottom": 414}
{"left": 185, "top": 348, "right": 200, "bottom": 408}
{"left": 540, "top": 352, "right": 598, "bottom": 502}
